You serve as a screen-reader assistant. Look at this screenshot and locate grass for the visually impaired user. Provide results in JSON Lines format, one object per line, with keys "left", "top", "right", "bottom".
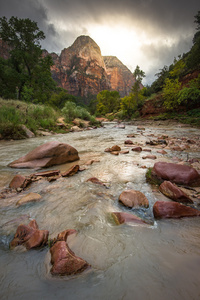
{"left": 0, "top": 98, "right": 59, "bottom": 139}
{"left": 145, "top": 168, "right": 162, "bottom": 186}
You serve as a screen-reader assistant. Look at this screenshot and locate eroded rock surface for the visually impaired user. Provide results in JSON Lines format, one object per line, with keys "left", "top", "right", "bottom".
{"left": 153, "top": 201, "right": 200, "bottom": 219}
{"left": 8, "top": 141, "right": 79, "bottom": 169}
{"left": 10, "top": 219, "right": 49, "bottom": 250}
{"left": 159, "top": 181, "right": 193, "bottom": 204}
{"left": 119, "top": 190, "right": 149, "bottom": 208}
{"left": 152, "top": 162, "right": 200, "bottom": 186}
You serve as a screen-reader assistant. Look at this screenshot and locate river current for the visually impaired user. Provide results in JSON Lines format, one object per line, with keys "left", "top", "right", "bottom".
{"left": 0, "top": 122, "right": 200, "bottom": 300}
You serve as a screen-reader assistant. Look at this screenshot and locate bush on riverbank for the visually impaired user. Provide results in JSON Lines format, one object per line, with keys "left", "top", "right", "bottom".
{"left": 0, "top": 98, "right": 59, "bottom": 139}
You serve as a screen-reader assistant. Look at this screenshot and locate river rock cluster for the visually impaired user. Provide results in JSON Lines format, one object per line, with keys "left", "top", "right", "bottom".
{"left": 2, "top": 127, "right": 200, "bottom": 277}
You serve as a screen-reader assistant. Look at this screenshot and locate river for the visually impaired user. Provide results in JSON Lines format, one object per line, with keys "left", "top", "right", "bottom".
{"left": 0, "top": 122, "right": 200, "bottom": 300}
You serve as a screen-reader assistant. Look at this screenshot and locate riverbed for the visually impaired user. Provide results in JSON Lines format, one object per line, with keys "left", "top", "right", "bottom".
{"left": 0, "top": 122, "right": 200, "bottom": 300}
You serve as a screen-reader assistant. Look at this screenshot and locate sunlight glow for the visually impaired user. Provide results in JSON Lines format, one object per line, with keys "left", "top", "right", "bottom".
{"left": 88, "top": 24, "right": 143, "bottom": 71}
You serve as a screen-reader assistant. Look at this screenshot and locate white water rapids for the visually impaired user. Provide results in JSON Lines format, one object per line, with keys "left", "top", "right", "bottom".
{"left": 0, "top": 122, "right": 200, "bottom": 300}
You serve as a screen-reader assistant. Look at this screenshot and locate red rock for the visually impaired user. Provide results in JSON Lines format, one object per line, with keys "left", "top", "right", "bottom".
{"left": 120, "top": 150, "right": 129, "bottom": 154}
{"left": 56, "top": 229, "right": 77, "bottom": 242}
{"left": 104, "top": 145, "right": 121, "bottom": 152}
{"left": 9, "top": 175, "right": 27, "bottom": 189}
{"left": 132, "top": 147, "right": 142, "bottom": 152}
{"left": 159, "top": 181, "right": 193, "bottom": 204}
{"left": 153, "top": 201, "right": 200, "bottom": 219}
{"left": 86, "top": 177, "right": 107, "bottom": 187}
{"left": 50, "top": 241, "right": 90, "bottom": 276}
{"left": 84, "top": 159, "right": 100, "bottom": 165}
{"left": 8, "top": 141, "right": 79, "bottom": 169}
{"left": 157, "top": 150, "right": 167, "bottom": 154}
{"left": 152, "top": 162, "right": 200, "bottom": 186}
{"left": 127, "top": 134, "right": 135, "bottom": 138}
{"left": 61, "top": 165, "right": 80, "bottom": 177}
{"left": 119, "top": 190, "right": 149, "bottom": 208}
{"left": 112, "top": 212, "right": 148, "bottom": 225}
{"left": 142, "top": 155, "right": 157, "bottom": 160}
{"left": 124, "top": 140, "right": 133, "bottom": 145}
{"left": 33, "top": 170, "right": 60, "bottom": 177}
{"left": 110, "top": 145, "right": 121, "bottom": 152}
{"left": 143, "top": 149, "right": 152, "bottom": 152}
{"left": 110, "top": 151, "right": 119, "bottom": 155}
{"left": 10, "top": 220, "right": 49, "bottom": 250}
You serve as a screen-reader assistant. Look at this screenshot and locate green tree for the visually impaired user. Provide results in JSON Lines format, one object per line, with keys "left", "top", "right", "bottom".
{"left": 186, "top": 11, "right": 200, "bottom": 69}
{"left": 0, "top": 16, "right": 55, "bottom": 101}
{"left": 169, "top": 56, "right": 186, "bottom": 78}
{"left": 151, "top": 65, "right": 169, "bottom": 93}
{"left": 96, "top": 90, "right": 120, "bottom": 115}
{"left": 132, "top": 65, "right": 145, "bottom": 105}
{"left": 163, "top": 78, "right": 181, "bottom": 110}
{"left": 49, "top": 89, "right": 76, "bottom": 109}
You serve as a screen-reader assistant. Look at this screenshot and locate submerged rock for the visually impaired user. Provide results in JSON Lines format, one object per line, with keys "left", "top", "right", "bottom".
{"left": 124, "top": 140, "right": 133, "bottom": 145}
{"left": 153, "top": 201, "right": 200, "bottom": 219}
{"left": 119, "top": 190, "right": 149, "bottom": 208}
{"left": 159, "top": 181, "right": 193, "bottom": 204}
{"left": 152, "top": 162, "right": 200, "bottom": 186}
{"left": 86, "top": 177, "right": 107, "bottom": 187}
{"left": 104, "top": 145, "right": 121, "bottom": 152}
{"left": 10, "top": 219, "right": 49, "bottom": 250}
{"left": 8, "top": 141, "right": 79, "bottom": 169}
{"left": 132, "top": 147, "right": 142, "bottom": 152}
{"left": 112, "top": 212, "right": 148, "bottom": 225}
{"left": 142, "top": 155, "right": 157, "bottom": 160}
{"left": 16, "top": 192, "right": 42, "bottom": 206}
{"left": 61, "top": 165, "right": 80, "bottom": 177}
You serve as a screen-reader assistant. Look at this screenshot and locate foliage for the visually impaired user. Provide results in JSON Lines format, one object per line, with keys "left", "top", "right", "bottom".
{"left": 186, "top": 11, "right": 200, "bottom": 69}
{"left": 0, "top": 98, "right": 59, "bottom": 138}
{"left": 62, "top": 101, "right": 97, "bottom": 125}
{"left": 49, "top": 89, "right": 77, "bottom": 109}
{"left": 169, "top": 57, "right": 186, "bottom": 78}
{"left": 132, "top": 65, "right": 145, "bottom": 105}
{"left": 177, "top": 75, "right": 200, "bottom": 106}
{"left": 163, "top": 78, "right": 181, "bottom": 110}
{"left": 0, "top": 16, "right": 56, "bottom": 102}
{"left": 96, "top": 90, "right": 120, "bottom": 115}
{"left": 146, "top": 168, "right": 162, "bottom": 186}
{"left": 151, "top": 66, "right": 169, "bottom": 93}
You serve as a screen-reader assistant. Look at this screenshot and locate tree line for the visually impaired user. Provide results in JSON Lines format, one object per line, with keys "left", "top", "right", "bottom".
{"left": 0, "top": 12, "right": 200, "bottom": 121}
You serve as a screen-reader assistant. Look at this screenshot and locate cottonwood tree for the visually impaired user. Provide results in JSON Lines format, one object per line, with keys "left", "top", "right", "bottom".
{"left": 0, "top": 16, "right": 56, "bottom": 101}
{"left": 131, "top": 65, "right": 145, "bottom": 105}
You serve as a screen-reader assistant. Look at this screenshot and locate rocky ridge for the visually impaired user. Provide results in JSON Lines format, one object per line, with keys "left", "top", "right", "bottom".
{"left": 44, "top": 35, "right": 136, "bottom": 98}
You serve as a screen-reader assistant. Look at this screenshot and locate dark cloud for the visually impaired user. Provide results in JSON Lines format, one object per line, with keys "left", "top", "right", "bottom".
{"left": 0, "top": 0, "right": 199, "bottom": 84}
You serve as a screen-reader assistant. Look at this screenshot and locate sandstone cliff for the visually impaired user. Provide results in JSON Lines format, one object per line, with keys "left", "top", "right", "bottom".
{"left": 103, "top": 56, "right": 136, "bottom": 97}
{"left": 47, "top": 36, "right": 135, "bottom": 97}
{"left": 0, "top": 35, "right": 136, "bottom": 98}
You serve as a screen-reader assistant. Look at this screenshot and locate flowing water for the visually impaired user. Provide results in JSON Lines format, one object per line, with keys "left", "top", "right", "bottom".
{"left": 0, "top": 123, "right": 200, "bottom": 300}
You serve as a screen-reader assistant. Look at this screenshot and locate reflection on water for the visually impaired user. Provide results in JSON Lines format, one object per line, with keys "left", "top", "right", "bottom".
{"left": 0, "top": 123, "right": 200, "bottom": 300}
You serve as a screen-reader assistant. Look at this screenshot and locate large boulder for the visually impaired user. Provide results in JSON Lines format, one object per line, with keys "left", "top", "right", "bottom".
{"left": 10, "top": 219, "right": 49, "bottom": 250}
{"left": 50, "top": 230, "right": 90, "bottom": 276}
{"left": 152, "top": 162, "right": 200, "bottom": 186}
{"left": 159, "top": 181, "right": 193, "bottom": 204}
{"left": 119, "top": 190, "right": 149, "bottom": 208}
{"left": 8, "top": 141, "right": 79, "bottom": 169}
{"left": 153, "top": 201, "right": 200, "bottom": 219}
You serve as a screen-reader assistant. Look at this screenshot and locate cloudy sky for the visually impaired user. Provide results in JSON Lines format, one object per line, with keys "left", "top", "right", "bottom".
{"left": 0, "top": 0, "right": 199, "bottom": 84}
